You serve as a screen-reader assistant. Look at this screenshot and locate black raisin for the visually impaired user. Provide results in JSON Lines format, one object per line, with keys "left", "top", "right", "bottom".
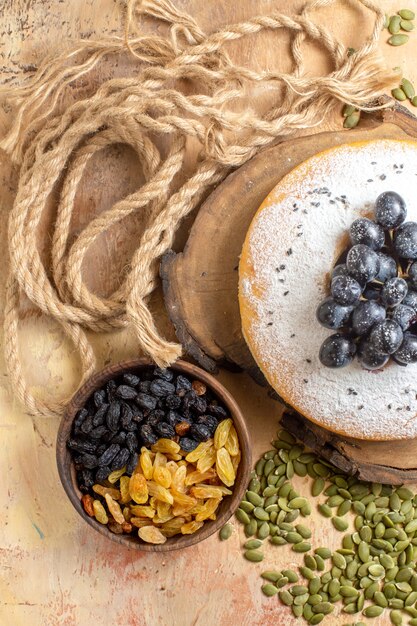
{"left": 116, "top": 385, "right": 137, "bottom": 400}
{"left": 153, "top": 367, "right": 174, "bottom": 381}
{"left": 132, "top": 410, "right": 144, "bottom": 424}
{"left": 92, "top": 403, "right": 109, "bottom": 426}
{"left": 140, "top": 424, "right": 158, "bottom": 446}
{"left": 77, "top": 470, "right": 90, "bottom": 493}
{"left": 124, "top": 421, "right": 138, "bottom": 432}
{"left": 89, "top": 425, "right": 109, "bottom": 440}
{"left": 79, "top": 468, "right": 94, "bottom": 489}
{"left": 120, "top": 403, "right": 133, "bottom": 429}
{"left": 191, "top": 395, "right": 207, "bottom": 415}
{"left": 110, "top": 431, "right": 127, "bottom": 445}
{"left": 95, "top": 465, "right": 111, "bottom": 482}
{"left": 73, "top": 408, "right": 88, "bottom": 434}
{"left": 166, "top": 410, "right": 183, "bottom": 426}
{"left": 189, "top": 423, "right": 211, "bottom": 442}
{"left": 122, "top": 372, "right": 140, "bottom": 387}
{"left": 208, "top": 404, "right": 227, "bottom": 419}
{"left": 110, "top": 447, "right": 130, "bottom": 471}
{"left": 97, "top": 443, "right": 120, "bottom": 467}
{"left": 126, "top": 432, "right": 138, "bottom": 454}
{"left": 196, "top": 415, "right": 218, "bottom": 435}
{"left": 150, "top": 379, "right": 176, "bottom": 397}
{"left": 67, "top": 438, "right": 97, "bottom": 454}
{"left": 93, "top": 389, "right": 106, "bottom": 407}
{"left": 136, "top": 393, "right": 157, "bottom": 411}
{"left": 126, "top": 452, "right": 139, "bottom": 475}
{"left": 80, "top": 415, "right": 94, "bottom": 434}
{"left": 139, "top": 380, "right": 151, "bottom": 393}
{"left": 182, "top": 390, "right": 197, "bottom": 414}
{"left": 106, "top": 379, "right": 117, "bottom": 402}
{"left": 155, "top": 422, "right": 176, "bottom": 438}
{"left": 146, "top": 409, "right": 165, "bottom": 426}
{"left": 80, "top": 453, "right": 99, "bottom": 469}
{"left": 106, "top": 401, "right": 121, "bottom": 432}
{"left": 165, "top": 394, "right": 181, "bottom": 409}
{"left": 175, "top": 375, "right": 192, "bottom": 396}
{"left": 179, "top": 437, "right": 199, "bottom": 452}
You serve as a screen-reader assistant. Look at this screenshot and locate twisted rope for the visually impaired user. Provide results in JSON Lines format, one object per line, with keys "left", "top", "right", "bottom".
{"left": 0, "top": 0, "right": 398, "bottom": 417}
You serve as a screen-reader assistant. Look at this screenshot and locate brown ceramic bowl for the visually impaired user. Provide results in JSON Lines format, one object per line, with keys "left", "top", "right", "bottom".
{"left": 57, "top": 358, "right": 251, "bottom": 551}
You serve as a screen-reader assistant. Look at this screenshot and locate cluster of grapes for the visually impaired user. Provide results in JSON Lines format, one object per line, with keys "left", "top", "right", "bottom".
{"left": 317, "top": 191, "right": 417, "bottom": 370}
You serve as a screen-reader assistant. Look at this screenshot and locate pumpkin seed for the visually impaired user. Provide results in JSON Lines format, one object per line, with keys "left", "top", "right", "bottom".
{"left": 309, "top": 614, "right": 324, "bottom": 625}
{"left": 219, "top": 523, "right": 233, "bottom": 540}
{"left": 353, "top": 501, "right": 366, "bottom": 515}
{"left": 262, "top": 583, "right": 278, "bottom": 597}
{"left": 338, "top": 500, "right": 352, "bottom": 516}
{"left": 401, "top": 19, "right": 415, "bottom": 30}
{"left": 329, "top": 579, "right": 340, "bottom": 597}
{"left": 260, "top": 570, "right": 281, "bottom": 582}
{"left": 253, "top": 507, "right": 269, "bottom": 521}
{"left": 245, "top": 519, "right": 257, "bottom": 537}
{"left": 292, "top": 604, "right": 303, "bottom": 617}
{"left": 374, "top": 591, "right": 388, "bottom": 607}
{"left": 359, "top": 526, "right": 372, "bottom": 542}
{"left": 299, "top": 566, "right": 315, "bottom": 580}
{"left": 282, "top": 569, "right": 299, "bottom": 583}
{"left": 388, "top": 34, "right": 409, "bottom": 45}
{"left": 289, "top": 497, "right": 308, "bottom": 509}
{"left": 380, "top": 554, "right": 395, "bottom": 569}
{"left": 389, "top": 599, "right": 404, "bottom": 609}
{"left": 246, "top": 491, "right": 264, "bottom": 507}
{"left": 396, "top": 581, "right": 412, "bottom": 593}
{"left": 279, "top": 589, "right": 293, "bottom": 605}
{"left": 294, "top": 460, "right": 307, "bottom": 477}
{"left": 384, "top": 583, "right": 397, "bottom": 599}
{"left": 240, "top": 500, "right": 255, "bottom": 514}
{"left": 257, "top": 522, "right": 270, "bottom": 540}
{"left": 318, "top": 504, "right": 332, "bottom": 518}
{"left": 333, "top": 517, "right": 349, "bottom": 532}
{"left": 342, "top": 104, "right": 356, "bottom": 118}
{"left": 286, "top": 532, "right": 303, "bottom": 543}
{"left": 312, "top": 602, "right": 333, "bottom": 614}
{"left": 363, "top": 605, "right": 383, "bottom": 617}
{"left": 315, "top": 547, "right": 332, "bottom": 559}
{"left": 236, "top": 508, "right": 251, "bottom": 525}
{"left": 313, "top": 463, "right": 329, "bottom": 477}
{"left": 340, "top": 586, "right": 359, "bottom": 597}
{"left": 270, "top": 536, "right": 286, "bottom": 545}
{"left": 344, "top": 112, "right": 360, "bottom": 129}
{"left": 390, "top": 609, "right": 403, "bottom": 625}
{"left": 389, "top": 15, "right": 402, "bottom": 33}
{"left": 290, "top": 585, "right": 309, "bottom": 596}
{"left": 405, "top": 590, "right": 417, "bottom": 606}
{"left": 358, "top": 542, "right": 370, "bottom": 563}
{"left": 396, "top": 567, "right": 412, "bottom": 582}
{"left": 277, "top": 430, "right": 295, "bottom": 444}
{"left": 405, "top": 519, "right": 417, "bottom": 533}
{"left": 277, "top": 576, "right": 289, "bottom": 588}
{"left": 293, "top": 542, "right": 311, "bottom": 553}
{"left": 398, "top": 9, "right": 415, "bottom": 20}
{"left": 368, "top": 563, "right": 385, "bottom": 578}
{"left": 286, "top": 461, "right": 294, "bottom": 479}
{"left": 304, "top": 554, "right": 316, "bottom": 569}
{"left": 332, "top": 553, "right": 347, "bottom": 569}
{"left": 245, "top": 539, "right": 262, "bottom": 550}
{"left": 244, "top": 549, "right": 263, "bottom": 562}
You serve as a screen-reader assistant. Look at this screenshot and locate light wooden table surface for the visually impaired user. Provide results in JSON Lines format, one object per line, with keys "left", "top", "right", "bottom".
{"left": 2, "top": 1, "right": 417, "bottom": 625}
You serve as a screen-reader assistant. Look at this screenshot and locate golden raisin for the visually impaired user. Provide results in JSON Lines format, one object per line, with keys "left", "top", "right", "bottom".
{"left": 192, "top": 380, "right": 206, "bottom": 396}
{"left": 129, "top": 473, "right": 149, "bottom": 504}
{"left": 224, "top": 424, "right": 239, "bottom": 457}
{"left": 121, "top": 522, "right": 133, "bottom": 533}
{"left": 104, "top": 493, "right": 125, "bottom": 524}
{"left": 151, "top": 439, "right": 180, "bottom": 455}
{"left": 119, "top": 476, "right": 131, "bottom": 504}
{"left": 153, "top": 466, "right": 172, "bottom": 489}
{"left": 195, "top": 498, "right": 222, "bottom": 522}
{"left": 81, "top": 494, "right": 95, "bottom": 517}
{"left": 175, "top": 421, "right": 190, "bottom": 436}
{"left": 93, "top": 500, "right": 108, "bottom": 524}
{"left": 138, "top": 526, "right": 167, "bottom": 544}
{"left": 191, "top": 485, "right": 232, "bottom": 499}
{"left": 214, "top": 419, "right": 233, "bottom": 449}
{"left": 129, "top": 505, "right": 156, "bottom": 518}
{"left": 140, "top": 447, "right": 154, "bottom": 480}
{"left": 196, "top": 447, "right": 216, "bottom": 473}
{"left": 185, "top": 440, "right": 213, "bottom": 463}
{"left": 216, "top": 447, "right": 236, "bottom": 487}
{"left": 92, "top": 484, "right": 121, "bottom": 500}
{"left": 107, "top": 467, "right": 127, "bottom": 484}
{"left": 147, "top": 481, "right": 174, "bottom": 504}
{"left": 181, "top": 520, "right": 204, "bottom": 535}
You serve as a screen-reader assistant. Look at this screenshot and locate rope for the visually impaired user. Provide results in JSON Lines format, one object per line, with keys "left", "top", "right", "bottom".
{"left": 0, "top": 0, "right": 398, "bottom": 417}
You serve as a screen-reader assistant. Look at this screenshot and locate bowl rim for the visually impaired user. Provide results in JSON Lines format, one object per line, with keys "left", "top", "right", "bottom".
{"left": 56, "top": 358, "right": 252, "bottom": 551}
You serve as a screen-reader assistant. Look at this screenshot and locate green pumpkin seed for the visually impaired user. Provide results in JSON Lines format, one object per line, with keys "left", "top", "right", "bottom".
{"left": 245, "top": 539, "right": 262, "bottom": 550}
{"left": 285, "top": 509, "right": 300, "bottom": 523}
{"left": 332, "top": 553, "right": 347, "bottom": 569}
{"left": 294, "top": 460, "right": 307, "bottom": 477}
{"left": 368, "top": 564, "right": 385, "bottom": 578}
{"left": 279, "top": 589, "right": 293, "bottom": 605}
{"left": 359, "top": 526, "right": 372, "bottom": 542}
{"left": 389, "top": 15, "right": 402, "bottom": 33}
{"left": 282, "top": 569, "right": 299, "bottom": 583}
{"left": 244, "top": 519, "right": 257, "bottom": 537}
{"left": 304, "top": 554, "right": 316, "bottom": 569}
{"left": 312, "top": 602, "right": 333, "bottom": 614}
{"left": 396, "top": 567, "right": 412, "bottom": 582}
{"left": 286, "top": 532, "right": 303, "bottom": 544}
{"left": 342, "top": 104, "right": 356, "bottom": 117}
{"left": 409, "top": 617, "right": 417, "bottom": 625}
{"left": 324, "top": 485, "right": 338, "bottom": 497}
{"left": 383, "top": 582, "right": 397, "bottom": 599}
{"left": 389, "top": 599, "right": 404, "bottom": 609}
{"left": 289, "top": 497, "right": 308, "bottom": 509}
{"left": 263, "top": 450, "right": 275, "bottom": 460}
{"left": 321, "top": 572, "right": 331, "bottom": 584}
{"left": 344, "top": 112, "right": 360, "bottom": 129}
{"left": 396, "top": 581, "right": 412, "bottom": 593}
{"left": 405, "top": 519, "right": 417, "bottom": 533}
{"left": 312, "top": 477, "right": 325, "bottom": 497}
{"left": 313, "top": 463, "right": 329, "bottom": 478}
{"left": 390, "top": 609, "right": 403, "bottom": 625}
{"left": 277, "top": 429, "right": 295, "bottom": 444}
{"left": 292, "top": 604, "right": 303, "bottom": 617}
{"left": 270, "top": 536, "right": 287, "bottom": 545}
{"left": 260, "top": 570, "right": 281, "bottom": 582}
{"left": 262, "top": 583, "right": 278, "bottom": 597}
{"left": 291, "top": 585, "right": 308, "bottom": 596}
{"left": 240, "top": 500, "right": 255, "bottom": 514}
{"left": 396, "top": 540, "right": 410, "bottom": 552}
{"left": 246, "top": 491, "right": 264, "bottom": 507}
{"left": 399, "top": 9, "right": 415, "bottom": 20}
{"left": 363, "top": 605, "right": 383, "bottom": 617}
{"left": 401, "top": 19, "right": 415, "bottom": 30}
{"left": 358, "top": 542, "right": 370, "bottom": 563}
{"left": 318, "top": 504, "right": 332, "bottom": 518}
{"left": 253, "top": 507, "right": 269, "bottom": 521}
{"left": 314, "top": 547, "right": 332, "bottom": 559}
{"left": 277, "top": 576, "right": 289, "bottom": 588}
{"left": 309, "top": 614, "right": 324, "bottom": 625}
{"left": 309, "top": 578, "right": 321, "bottom": 595}
{"left": 338, "top": 500, "right": 352, "bottom": 516}
{"left": 353, "top": 501, "right": 366, "bottom": 515}
{"left": 405, "top": 591, "right": 417, "bottom": 606}
{"left": 388, "top": 33, "right": 409, "bottom": 45}
{"left": 328, "top": 579, "right": 340, "bottom": 597}
{"left": 309, "top": 593, "right": 322, "bottom": 606}
{"left": 328, "top": 495, "right": 344, "bottom": 507}
{"left": 286, "top": 461, "right": 294, "bottom": 479}
{"left": 236, "top": 508, "right": 251, "bottom": 525}
{"left": 244, "top": 549, "right": 263, "bottom": 562}
{"left": 333, "top": 517, "right": 349, "bottom": 532}
{"left": 346, "top": 560, "right": 359, "bottom": 579}
{"left": 340, "top": 586, "right": 359, "bottom": 597}
{"left": 299, "top": 566, "right": 315, "bottom": 580}
{"left": 257, "top": 522, "right": 270, "bottom": 540}
{"left": 374, "top": 591, "right": 388, "bottom": 607}
{"left": 314, "top": 555, "right": 325, "bottom": 571}
{"left": 301, "top": 502, "right": 312, "bottom": 516}
{"left": 381, "top": 554, "right": 395, "bottom": 569}
{"left": 293, "top": 542, "right": 311, "bottom": 553}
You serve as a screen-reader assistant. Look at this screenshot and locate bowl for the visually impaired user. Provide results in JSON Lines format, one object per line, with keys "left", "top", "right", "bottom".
{"left": 56, "top": 358, "right": 251, "bottom": 551}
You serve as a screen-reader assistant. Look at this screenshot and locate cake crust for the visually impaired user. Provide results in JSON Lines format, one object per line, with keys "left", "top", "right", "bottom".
{"left": 239, "top": 139, "right": 417, "bottom": 441}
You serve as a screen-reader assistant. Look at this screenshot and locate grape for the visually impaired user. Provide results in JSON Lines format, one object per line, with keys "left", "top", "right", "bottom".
{"left": 349, "top": 218, "right": 385, "bottom": 250}
{"left": 381, "top": 277, "right": 408, "bottom": 307}
{"left": 394, "top": 222, "right": 417, "bottom": 259}
{"left": 331, "top": 275, "right": 361, "bottom": 306}
{"left": 375, "top": 191, "right": 407, "bottom": 229}
{"left": 316, "top": 297, "right": 352, "bottom": 330}
{"left": 408, "top": 261, "right": 417, "bottom": 289}
{"left": 369, "top": 320, "right": 403, "bottom": 355}
{"left": 346, "top": 244, "right": 380, "bottom": 283}
{"left": 357, "top": 340, "right": 389, "bottom": 370}
{"left": 392, "top": 304, "right": 416, "bottom": 331}
{"left": 375, "top": 252, "right": 397, "bottom": 283}
{"left": 319, "top": 334, "right": 356, "bottom": 368}
{"left": 351, "top": 300, "right": 386, "bottom": 336}
{"left": 393, "top": 332, "right": 417, "bottom": 365}
{"left": 404, "top": 287, "right": 417, "bottom": 311}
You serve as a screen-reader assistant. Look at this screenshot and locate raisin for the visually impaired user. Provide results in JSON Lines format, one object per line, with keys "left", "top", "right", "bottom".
{"left": 165, "top": 394, "right": 181, "bottom": 409}
{"left": 132, "top": 410, "right": 144, "bottom": 424}
{"left": 93, "top": 389, "right": 106, "bottom": 407}
{"left": 166, "top": 410, "right": 182, "bottom": 426}
{"left": 96, "top": 443, "right": 107, "bottom": 456}
{"left": 80, "top": 415, "right": 94, "bottom": 434}
{"left": 106, "top": 401, "right": 121, "bottom": 431}
{"left": 110, "top": 431, "right": 127, "bottom": 445}
{"left": 191, "top": 395, "right": 207, "bottom": 415}
{"left": 150, "top": 379, "right": 176, "bottom": 397}
{"left": 73, "top": 408, "right": 88, "bottom": 433}
{"left": 125, "top": 420, "right": 138, "bottom": 432}
{"left": 126, "top": 432, "right": 138, "bottom": 454}
{"left": 92, "top": 403, "right": 109, "bottom": 426}
{"left": 81, "top": 454, "right": 98, "bottom": 469}
{"left": 136, "top": 393, "right": 157, "bottom": 411}
{"left": 192, "top": 380, "right": 207, "bottom": 396}
{"left": 175, "top": 421, "right": 191, "bottom": 436}
{"left": 122, "top": 372, "right": 140, "bottom": 387}
{"left": 116, "top": 385, "right": 137, "bottom": 400}
{"left": 155, "top": 422, "right": 176, "bottom": 438}
{"left": 139, "top": 380, "right": 151, "bottom": 393}
{"left": 182, "top": 390, "right": 197, "bottom": 414}
{"left": 140, "top": 424, "right": 158, "bottom": 446}
{"left": 95, "top": 465, "right": 111, "bottom": 482}
{"left": 79, "top": 468, "right": 94, "bottom": 489}
{"left": 146, "top": 409, "right": 165, "bottom": 426}
{"left": 81, "top": 494, "right": 95, "bottom": 517}
{"left": 97, "top": 443, "right": 120, "bottom": 467}
{"left": 208, "top": 404, "right": 227, "bottom": 419}
{"left": 110, "top": 447, "right": 130, "bottom": 471}
{"left": 106, "top": 379, "right": 117, "bottom": 402}
{"left": 189, "top": 423, "right": 211, "bottom": 442}
{"left": 120, "top": 403, "right": 133, "bottom": 429}
{"left": 175, "top": 375, "right": 192, "bottom": 396}
{"left": 196, "top": 414, "right": 218, "bottom": 435}
{"left": 153, "top": 367, "right": 174, "bottom": 382}
{"left": 179, "top": 437, "right": 199, "bottom": 452}
{"left": 67, "top": 438, "right": 97, "bottom": 454}
{"left": 89, "top": 425, "right": 109, "bottom": 440}
{"left": 126, "top": 451, "right": 139, "bottom": 475}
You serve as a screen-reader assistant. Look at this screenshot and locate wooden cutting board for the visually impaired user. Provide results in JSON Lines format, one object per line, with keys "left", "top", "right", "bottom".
{"left": 161, "top": 103, "right": 417, "bottom": 484}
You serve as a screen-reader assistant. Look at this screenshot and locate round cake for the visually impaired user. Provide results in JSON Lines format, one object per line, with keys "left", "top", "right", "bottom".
{"left": 239, "top": 138, "right": 417, "bottom": 441}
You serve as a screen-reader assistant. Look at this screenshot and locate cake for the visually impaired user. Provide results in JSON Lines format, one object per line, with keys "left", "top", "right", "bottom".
{"left": 239, "top": 139, "right": 417, "bottom": 441}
